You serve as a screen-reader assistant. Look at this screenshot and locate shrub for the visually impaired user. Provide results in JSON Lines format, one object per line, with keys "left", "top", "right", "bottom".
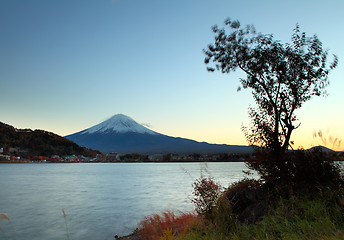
{"left": 192, "top": 177, "right": 221, "bottom": 219}
{"left": 220, "top": 179, "right": 266, "bottom": 226}
{"left": 211, "top": 192, "right": 237, "bottom": 233}
{"left": 245, "top": 148, "right": 344, "bottom": 195}
{"left": 224, "top": 178, "right": 262, "bottom": 203}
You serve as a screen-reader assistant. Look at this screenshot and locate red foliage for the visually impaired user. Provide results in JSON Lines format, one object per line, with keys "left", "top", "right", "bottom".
{"left": 139, "top": 211, "right": 199, "bottom": 240}
{"left": 192, "top": 177, "right": 221, "bottom": 217}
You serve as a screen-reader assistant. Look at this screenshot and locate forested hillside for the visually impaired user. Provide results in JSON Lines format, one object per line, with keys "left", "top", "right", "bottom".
{"left": 0, "top": 122, "right": 100, "bottom": 157}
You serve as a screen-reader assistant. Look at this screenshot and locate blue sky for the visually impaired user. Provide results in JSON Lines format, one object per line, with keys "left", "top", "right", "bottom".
{"left": 1, "top": 0, "right": 343, "bottom": 150}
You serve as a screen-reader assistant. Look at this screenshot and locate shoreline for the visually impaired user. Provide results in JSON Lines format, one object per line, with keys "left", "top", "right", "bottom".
{"left": 0, "top": 159, "right": 246, "bottom": 164}
{"left": 117, "top": 232, "right": 141, "bottom": 240}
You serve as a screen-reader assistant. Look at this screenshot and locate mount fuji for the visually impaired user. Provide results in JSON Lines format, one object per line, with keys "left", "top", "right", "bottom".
{"left": 65, "top": 114, "right": 253, "bottom": 154}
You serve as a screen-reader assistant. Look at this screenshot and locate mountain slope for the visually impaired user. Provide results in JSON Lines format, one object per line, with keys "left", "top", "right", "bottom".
{"left": 65, "top": 114, "right": 253, "bottom": 154}
{"left": 309, "top": 146, "right": 335, "bottom": 152}
{"left": 0, "top": 122, "right": 100, "bottom": 157}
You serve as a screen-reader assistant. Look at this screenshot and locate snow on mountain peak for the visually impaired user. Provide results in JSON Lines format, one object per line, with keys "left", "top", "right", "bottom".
{"left": 82, "top": 114, "right": 158, "bottom": 135}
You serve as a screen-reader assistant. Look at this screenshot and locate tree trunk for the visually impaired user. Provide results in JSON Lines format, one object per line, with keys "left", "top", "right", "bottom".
{"left": 282, "top": 126, "right": 293, "bottom": 152}
{"left": 272, "top": 109, "right": 281, "bottom": 155}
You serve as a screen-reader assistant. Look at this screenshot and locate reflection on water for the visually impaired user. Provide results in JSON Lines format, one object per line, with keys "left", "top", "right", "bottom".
{"left": 0, "top": 162, "right": 254, "bottom": 239}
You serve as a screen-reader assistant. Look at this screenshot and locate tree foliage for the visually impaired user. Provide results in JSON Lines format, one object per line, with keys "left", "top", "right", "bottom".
{"left": 204, "top": 19, "right": 338, "bottom": 155}
{"left": 0, "top": 122, "right": 100, "bottom": 157}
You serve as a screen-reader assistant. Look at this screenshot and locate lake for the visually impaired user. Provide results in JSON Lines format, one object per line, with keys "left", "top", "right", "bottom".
{"left": 0, "top": 162, "right": 254, "bottom": 240}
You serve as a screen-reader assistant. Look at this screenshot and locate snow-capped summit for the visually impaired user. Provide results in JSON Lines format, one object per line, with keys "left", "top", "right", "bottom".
{"left": 82, "top": 114, "right": 158, "bottom": 135}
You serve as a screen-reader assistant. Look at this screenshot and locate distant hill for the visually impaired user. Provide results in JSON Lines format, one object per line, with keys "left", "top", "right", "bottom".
{"left": 0, "top": 122, "right": 100, "bottom": 157}
{"left": 65, "top": 114, "right": 254, "bottom": 154}
{"left": 309, "top": 146, "right": 336, "bottom": 152}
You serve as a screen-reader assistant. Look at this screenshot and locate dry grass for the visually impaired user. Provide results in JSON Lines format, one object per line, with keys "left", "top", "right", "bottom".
{"left": 313, "top": 130, "right": 342, "bottom": 151}
{"left": 0, "top": 213, "right": 10, "bottom": 221}
{"left": 0, "top": 213, "right": 18, "bottom": 240}
{"left": 139, "top": 211, "right": 200, "bottom": 240}
{"left": 62, "top": 208, "right": 70, "bottom": 240}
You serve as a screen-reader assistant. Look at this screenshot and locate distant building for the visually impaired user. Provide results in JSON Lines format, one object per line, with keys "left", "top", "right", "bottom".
{"left": 148, "top": 154, "right": 164, "bottom": 161}
{"left": 0, "top": 155, "right": 11, "bottom": 161}
{"left": 9, "top": 147, "right": 19, "bottom": 154}
{"left": 106, "top": 152, "right": 120, "bottom": 161}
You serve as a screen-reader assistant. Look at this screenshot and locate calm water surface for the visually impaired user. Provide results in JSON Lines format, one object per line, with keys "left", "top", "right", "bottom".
{"left": 0, "top": 162, "right": 254, "bottom": 240}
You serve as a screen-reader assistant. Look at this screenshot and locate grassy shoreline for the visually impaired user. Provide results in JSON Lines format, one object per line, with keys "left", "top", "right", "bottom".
{"left": 135, "top": 150, "right": 344, "bottom": 240}
{"left": 133, "top": 188, "right": 344, "bottom": 240}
